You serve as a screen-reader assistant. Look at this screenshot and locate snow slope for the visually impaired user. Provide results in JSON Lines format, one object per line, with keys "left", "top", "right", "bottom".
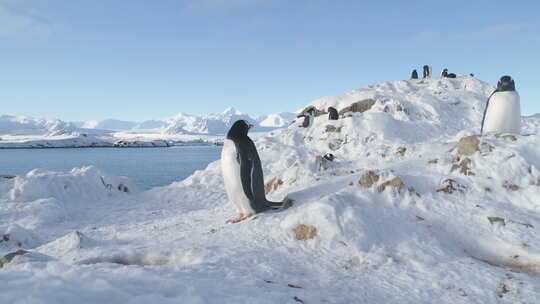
{"left": 1, "top": 76, "right": 540, "bottom": 303}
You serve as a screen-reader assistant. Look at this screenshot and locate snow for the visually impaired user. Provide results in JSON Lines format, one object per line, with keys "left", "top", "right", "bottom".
{"left": 1, "top": 76, "right": 540, "bottom": 303}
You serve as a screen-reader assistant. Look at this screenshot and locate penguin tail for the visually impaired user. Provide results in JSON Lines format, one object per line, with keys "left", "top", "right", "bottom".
{"left": 266, "top": 197, "right": 294, "bottom": 209}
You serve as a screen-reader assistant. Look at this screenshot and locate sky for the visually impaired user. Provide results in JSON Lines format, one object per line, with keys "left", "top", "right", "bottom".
{"left": 1, "top": 0, "right": 539, "bottom": 121}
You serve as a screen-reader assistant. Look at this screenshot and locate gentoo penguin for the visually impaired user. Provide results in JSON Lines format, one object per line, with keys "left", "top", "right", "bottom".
{"left": 221, "top": 120, "right": 283, "bottom": 223}
{"left": 480, "top": 75, "right": 521, "bottom": 135}
{"left": 411, "top": 69, "right": 418, "bottom": 79}
{"left": 441, "top": 68, "right": 448, "bottom": 78}
{"left": 298, "top": 107, "right": 316, "bottom": 127}
{"left": 423, "top": 65, "right": 430, "bottom": 78}
{"left": 328, "top": 107, "right": 339, "bottom": 120}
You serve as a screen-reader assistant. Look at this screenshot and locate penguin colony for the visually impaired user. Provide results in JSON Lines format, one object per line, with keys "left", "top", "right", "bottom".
{"left": 222, "top": 68, "right": 521, "bottom": 222}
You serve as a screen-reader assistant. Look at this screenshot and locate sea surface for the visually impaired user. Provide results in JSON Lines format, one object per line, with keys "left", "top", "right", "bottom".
{"left": 0, "top": 146, "right": 222, "bottom": 190}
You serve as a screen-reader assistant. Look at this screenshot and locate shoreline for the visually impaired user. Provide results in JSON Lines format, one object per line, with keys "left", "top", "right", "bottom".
{"left": 0, "top": 142, "right": 223, "bottom": 150}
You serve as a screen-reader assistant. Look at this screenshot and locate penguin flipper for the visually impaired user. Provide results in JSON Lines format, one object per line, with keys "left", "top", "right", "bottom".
{"left": 480, "top": 90, "right": 497, "bottom": 135}
{"left": 238, "top": 151, "right": 255, "bottom": 202}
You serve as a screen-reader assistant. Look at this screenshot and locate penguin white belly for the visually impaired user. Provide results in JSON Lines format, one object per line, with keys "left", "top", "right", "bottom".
{"left": 483, "top": 91, "right": 521, "bottom": 134}
{"left": 221, "top": 139, "right": 255, "bottom": 215}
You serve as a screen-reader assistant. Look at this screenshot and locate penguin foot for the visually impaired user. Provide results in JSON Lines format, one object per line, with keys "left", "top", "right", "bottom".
{"left": 227, "top": 213, "right": 254, "bottom": 223}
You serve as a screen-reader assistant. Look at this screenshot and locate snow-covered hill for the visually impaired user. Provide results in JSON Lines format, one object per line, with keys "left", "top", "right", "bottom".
{"left": 1, "top": 76, "right": 539, "bottom": 303}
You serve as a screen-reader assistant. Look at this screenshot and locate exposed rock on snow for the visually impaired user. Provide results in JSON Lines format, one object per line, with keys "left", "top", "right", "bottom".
{"left": 376, "top": 176, "right": 406, "bottom": 193}
{"left": 292, "top": 224, "right": 318, "bottom": 240}
{"left": 338, "top": 98, "right": 376, "bottom": 115}
{"left": 358, "top": 171, "right": 380, "bottom": 188}
{"left": 451, "top": 135, "right": 480, "bottom": 156}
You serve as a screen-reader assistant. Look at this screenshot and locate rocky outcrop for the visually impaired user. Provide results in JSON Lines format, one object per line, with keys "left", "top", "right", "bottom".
{"left": 377, "top": 177, "right": 405, "bottom": 193}
{"left": 265, "top": 177, "right": 284, "bottom": 194}
{"left": 358, "top": 171, "right": 380, "bottom": 188}
{"left": 338, "top": 99, "right": 376, "bottom": 116}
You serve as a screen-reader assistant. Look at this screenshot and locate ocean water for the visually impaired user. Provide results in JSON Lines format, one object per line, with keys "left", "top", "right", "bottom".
{"left": 0, "top": 146, "right": 222, "bottom": 190}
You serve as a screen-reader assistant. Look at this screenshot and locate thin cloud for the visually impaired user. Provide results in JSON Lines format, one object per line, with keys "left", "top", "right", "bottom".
{"left": 0, "top": 0, "right": 50, "bottom": 37}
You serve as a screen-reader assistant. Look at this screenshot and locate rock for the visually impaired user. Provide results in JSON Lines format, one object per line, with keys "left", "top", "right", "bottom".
{"left": 325, "top": 125, "right": 342, "bottom": 133}
{"left": 537, "top": 179, "right": 540, "bottom": 186}
{"left": 338, "top": 99, "right": 376, "bottom": 115}
{"left": 299, "top": 106, "right": 326, "bottom": 117}
{"left": 328, "top": 139, "right": 344, "bottom": 151}
{"left": 451, "top": 136, "right": 480, "bottom": 156}
{"left": 0, "top": 174, "right": 16, "bottom": 179}
{"left": 377, "top": 177, "right": 405, "bottom": 193}
{"left": 436, "top": 179, "right": 466, "bottom": 194}
{"left": 0, "top": 250, "right": 29, "bottom": 268}
{"left": 396, "top": 104, "right": 404, "bottom": 112}
{"left": 282, "top": 197, "right": 294, "bottom": 209}
{"left": 502, "top": 182, "right": 520, "bottom": 192}
{"left": 265, "top": 177, "right": 284, "bottom": 194}
{"left": 428, "top": 159, "right": 438, "bottom": 164}
{"left": 292, "top": 224, "right": 317, "bottom": 240}
{"left": 396, "top": 147, "right": 407, "bottom": 156}
{"left": 501, "top": 135, "right": 517, "bottom": 142}
{"left": 451, "top": 157, "right": 474, "bottom": 176}
{"left": 358, "top": 171, "right": 380, "bottom": 188}
{"left": 487, "top": 217, "right": 505, "bottom": 226}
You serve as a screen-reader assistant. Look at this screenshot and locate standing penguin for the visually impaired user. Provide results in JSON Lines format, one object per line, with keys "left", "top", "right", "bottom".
{"left": 328, "top": 107, "right": 339, "bottom": 120}
{"left": 221, "top": 120, "right": 283, "bottom": 223}
{"left": 480, "top": 76, "right": 521, "bottom": 135}
{"left": 423, "top": 65, "right": 431, "bottom": 78}
{"left": 411, "top": 69, "right": 418, "bottom": 79}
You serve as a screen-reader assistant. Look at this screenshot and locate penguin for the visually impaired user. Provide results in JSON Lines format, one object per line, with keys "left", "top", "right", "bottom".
{"left": 423, "top": 65, "right": 430, "bottom": 79}
{"left": 411, "top": 69, "right": 418, "bottom": 79}
{"left": 328, "top": 107, "right": 339, "bottom": 120}
{"left": 480, "top": 75, "right": 521, "bottom": 135}
{"left": 221, "top": 120, "right": 283, "bottom": 223}
{"left": 298, "top": 107, "right": 316, "bottom": 127}
{"left": 447, "top": 73, "right": 457, "bottom": 78}
{"left": 441, "top": 68, "right": 448, "bottom": 78}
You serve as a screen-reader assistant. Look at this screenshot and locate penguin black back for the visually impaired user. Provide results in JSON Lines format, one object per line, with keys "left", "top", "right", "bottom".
{"left": 328, "top": 107, "right": 339, "bottom": 120}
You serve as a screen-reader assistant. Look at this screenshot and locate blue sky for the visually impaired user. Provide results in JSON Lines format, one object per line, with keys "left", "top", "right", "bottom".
{"left": 1, "top": 0, "right": 539, "bottom": 121}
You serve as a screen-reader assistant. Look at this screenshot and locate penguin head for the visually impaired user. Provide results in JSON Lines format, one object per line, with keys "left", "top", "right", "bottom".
{"left": 227, "top": 120, "right": 253, "bottom": 139}
{"left": 497, "top": 75, "right": 515, "bottom": 92}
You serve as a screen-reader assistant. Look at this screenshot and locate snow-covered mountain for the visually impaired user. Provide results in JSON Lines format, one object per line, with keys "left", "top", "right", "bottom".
{"left": 0, "top": 115, "right": 77, "bottom": 136}
{"left": 162, "top": 107, "right": 294, "bottom": 135}
{"left": 0, "top": 109, "right": 295, "bottom": 147}
{"left": 2, "top": 76, "right": 539, "bottom": 303}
